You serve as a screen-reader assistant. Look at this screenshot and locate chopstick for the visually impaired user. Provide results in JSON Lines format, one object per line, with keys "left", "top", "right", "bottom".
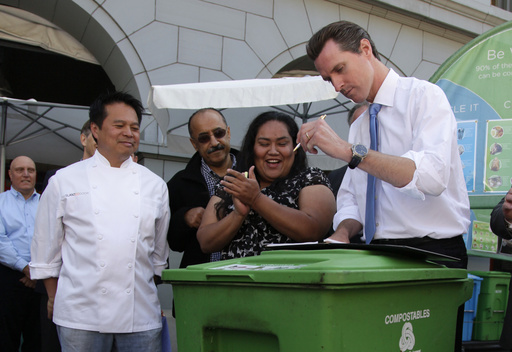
{"left": 293, "top": 114, "right": 327, "bottom": 152}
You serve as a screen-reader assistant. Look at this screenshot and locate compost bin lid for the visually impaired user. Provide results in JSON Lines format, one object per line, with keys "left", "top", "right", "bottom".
{"left": 162, "top": 246, "right": 467, "bottom": 285}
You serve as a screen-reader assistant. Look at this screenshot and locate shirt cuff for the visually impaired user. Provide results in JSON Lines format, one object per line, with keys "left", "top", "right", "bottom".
{"left": 14, "top": 259, "right": 29, "bottom": 273}
{"left": 29, "top": 262, "right": 61, "bottom": 280}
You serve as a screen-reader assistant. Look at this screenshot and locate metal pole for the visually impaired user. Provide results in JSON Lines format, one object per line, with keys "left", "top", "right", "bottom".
{"left": 1, "top": 102, "right": 7, "bottom": 192}
{"left": 0, "top": 144, "right": 4, "bottom": 193}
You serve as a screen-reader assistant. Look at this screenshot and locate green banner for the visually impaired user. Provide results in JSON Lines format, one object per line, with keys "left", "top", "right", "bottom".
{"left": 431, "top": 21, "right": 512, "bottom": 195}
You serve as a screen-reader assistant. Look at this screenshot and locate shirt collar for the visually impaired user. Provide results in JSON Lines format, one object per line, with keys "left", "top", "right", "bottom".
{"left": 373, "top": 68, "right": 398, "bottom": 108}
{"left": 94, "top": 150, "right": 133, "bottom": 169}
{"left": 200, "top": 153, "right": 237, "bottom": 177}
{"left": 9, "top": 187, "right": 39, "bottom": 200}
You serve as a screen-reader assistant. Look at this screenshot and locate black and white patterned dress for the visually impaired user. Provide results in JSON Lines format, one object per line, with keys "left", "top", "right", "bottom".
{"left": 217, "top": 167, "right": 331, "bottom": 259}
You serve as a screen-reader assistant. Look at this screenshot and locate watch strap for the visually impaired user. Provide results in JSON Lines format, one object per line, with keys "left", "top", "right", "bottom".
{"left": 348, "top": 155, "right": 362, "bottom": 169}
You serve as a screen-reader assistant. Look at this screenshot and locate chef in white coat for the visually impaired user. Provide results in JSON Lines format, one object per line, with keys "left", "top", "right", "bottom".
{"left": 30, "top": 91, "right": 170, "bottom": 352}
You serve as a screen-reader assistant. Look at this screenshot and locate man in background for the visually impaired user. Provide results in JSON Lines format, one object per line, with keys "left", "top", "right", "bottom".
{"left": 167, "top": 108, "right": 238, "bottom": 269}
{"left": 42, "top": 120, "right": 97, "bottom": 191}
{"left": 79, "top": 120, "right": 98, "bottom": 160}
{"left": 0, "top": 156, "right": 40, "bottom": 352}
{"left": 490, "top": 189, "right": 512, "bottom": 349}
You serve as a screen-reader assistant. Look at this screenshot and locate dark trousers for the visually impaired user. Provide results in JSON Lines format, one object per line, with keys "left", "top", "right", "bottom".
{"left": 35, "top": 280, "right": 61, "bottom": 352}
{"left": 372, "top": 236, "right": 468, "bottom": 352}
{"left": 0, "top": 264, "right": 41, "bottom": 352}
{"left": 39, "top": 292, "right": 61, "bottom": 352}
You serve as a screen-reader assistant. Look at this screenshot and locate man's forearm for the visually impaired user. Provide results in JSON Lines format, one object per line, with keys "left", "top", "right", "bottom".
{"left": 44, "top": 277, "right": 58, "bottom": 298}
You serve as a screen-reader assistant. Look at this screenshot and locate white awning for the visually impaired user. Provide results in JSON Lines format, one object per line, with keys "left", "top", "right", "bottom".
{"left": 147, "top": 76, "right": 351, "bottom": 170}
{"left": 149, "top": 76, "right": 339, "bottom": 110}
{"left": 148, "top": 75, "right": 342, "bottom": 133}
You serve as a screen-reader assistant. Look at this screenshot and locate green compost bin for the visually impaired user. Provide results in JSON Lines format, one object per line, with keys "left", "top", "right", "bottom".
{"left": 469, "top": 270, "right": 511, "bottom": 341}
{"left": 162, "top": 247, "right": 472, "bottom": 352}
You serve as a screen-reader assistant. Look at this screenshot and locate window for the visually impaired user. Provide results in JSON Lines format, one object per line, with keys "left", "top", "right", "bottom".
{"left": 492, "top": 0, "right": 512, "bottom": 12}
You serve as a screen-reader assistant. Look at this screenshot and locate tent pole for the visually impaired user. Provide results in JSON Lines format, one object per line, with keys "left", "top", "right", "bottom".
{"left": 1, "top": 102, "right": 6, "bottom": 192}
{"left": 0, "top": 144, "right": 4, "bottom": 192}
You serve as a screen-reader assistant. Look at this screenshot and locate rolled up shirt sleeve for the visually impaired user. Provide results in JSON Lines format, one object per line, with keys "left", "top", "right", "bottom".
{"left": 396, "top": 83, "right": 457, "bottom": 200}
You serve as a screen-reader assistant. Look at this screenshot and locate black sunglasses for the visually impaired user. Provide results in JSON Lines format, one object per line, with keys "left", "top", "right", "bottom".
{"left": 196, "top": 128, "right": 227, "bottom": 144}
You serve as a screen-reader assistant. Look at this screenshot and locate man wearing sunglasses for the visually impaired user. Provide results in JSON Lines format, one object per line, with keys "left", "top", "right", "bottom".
{"left": 167, "top": 108, "right": 238, "bottom": 281}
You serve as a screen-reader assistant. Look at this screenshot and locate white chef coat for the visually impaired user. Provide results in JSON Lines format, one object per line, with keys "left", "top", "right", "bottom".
{"left": 333, "top": 69, "right": 470, "bottom": 241}
{"left": 30, "top": 152, "right": 170, "bottom": 333}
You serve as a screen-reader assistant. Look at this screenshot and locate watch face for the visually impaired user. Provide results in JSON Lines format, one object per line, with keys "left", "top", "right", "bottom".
{"left": 354, "top": 144, "right": 368, "bottom": 156}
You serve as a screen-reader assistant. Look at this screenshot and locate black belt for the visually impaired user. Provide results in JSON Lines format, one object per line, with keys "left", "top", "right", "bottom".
{"left": 371, "top": 235, "right": 463, "bottom": 246}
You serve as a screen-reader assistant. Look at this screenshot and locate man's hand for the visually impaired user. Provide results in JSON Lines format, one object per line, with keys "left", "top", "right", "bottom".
{"left": 19, "top": 265, "right": 36, "bottom": 288}
{"left": 19, "top": 276, "right": 37, "bottom": 289}
{"left": 184, "top": 207, "right": 205, "bottom": 228}
{"left": 47, "top": 296, "right": 55, "bottom": 320}
{"left": 327, "top": 219, "right": 363, "bottom": 244}
{"left": 503, "top": 188, "right": 512, "bottom": 223}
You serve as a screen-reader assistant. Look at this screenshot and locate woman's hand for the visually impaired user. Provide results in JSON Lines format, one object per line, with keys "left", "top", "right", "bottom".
{"left": 221, "top": 166, "right": 261, "bottom": 208}
{"left": 232, "top": 195, "right": 250, "bottom": 217}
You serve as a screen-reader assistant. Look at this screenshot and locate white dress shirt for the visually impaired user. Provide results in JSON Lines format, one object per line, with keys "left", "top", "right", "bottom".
{"left": 30, "top": 152, "right": 170, "bottom": 333}
{"left": 333, "top": 69, "right": 470, "bottom": 241}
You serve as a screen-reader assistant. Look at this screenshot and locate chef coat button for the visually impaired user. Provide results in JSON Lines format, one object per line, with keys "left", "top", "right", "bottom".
{"left": 92, "top": 184, "right": 97, "bottom": 189}
{"left": 376, "top": 223, "right": 380, "bottom": 227}
{"left": 99, "top": 261, "right": 106, "bottom": 267}
{"left": 126, "top": 289, "right": 131, "bottom": 294}
{"left": 134, "top": 190, "right": 139, "bottom": 195}
{"left": 101, "top": 288, "right": 107, "bottom": 294}
{"left": 94, "top": 209, "right": 99, "bottom": 214}
{"left": 134, "top": 214, "right": 139, "bottom": 218}
{"left": 127, "top": 263, "right": 133, "bottom": 268}
{"left": 98, "top": 234, "right": 103, "bottom": 240}
{"left": 130, "top": 237, "right": 136, "bottom": 243}
{"left": 132, "top": 170, "right": 137, "bottom": 174}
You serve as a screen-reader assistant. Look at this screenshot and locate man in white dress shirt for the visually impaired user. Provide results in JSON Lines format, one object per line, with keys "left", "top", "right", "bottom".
{"left": 30, "top": 91, "right": 170, "bottom": 352}
{"left": 297, "top": 21, "right": 470, "bottom": 352}
{"left": 298, "top": 21, "right": 470, "bottom": 263}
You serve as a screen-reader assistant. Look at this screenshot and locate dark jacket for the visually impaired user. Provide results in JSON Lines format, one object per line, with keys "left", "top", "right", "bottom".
{"left": 167, "top": 150, "right": 238, "bottom": 268}
{"left": 327, "top": 165, "right": 347, "bottom": 197}
{"left": 490, "top": 197, "right": 511, "bottom": 239}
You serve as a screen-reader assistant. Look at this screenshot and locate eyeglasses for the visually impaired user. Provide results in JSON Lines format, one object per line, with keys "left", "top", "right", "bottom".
{"left": 195, "top": 128, "right": 227, "bottom": 144}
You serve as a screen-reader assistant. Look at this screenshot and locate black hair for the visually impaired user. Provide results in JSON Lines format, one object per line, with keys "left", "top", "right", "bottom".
{"left": 214, "top": 110, "right": 307, "bottom": 219}
{"left": 347, "top": 101, "right": 370, "bottom": 125}
{"left": 306, "top": 21, "right": 380, "bottom": 61}
{"left": 89, "top": 91, "right": 143, "bottom": 129}
{"left": 188, "top": 108, "right": 227, "bottom": 136}
{"left": 236, "top": 111, "right": 307, "bottom": 176}
{"left": 81, "top": 120, "right": 92, "bottom": 136}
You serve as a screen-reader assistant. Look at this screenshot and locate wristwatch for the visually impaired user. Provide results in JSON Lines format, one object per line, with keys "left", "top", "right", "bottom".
{"left": 348, "top": 144, "right": 368, "bottom": 169}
